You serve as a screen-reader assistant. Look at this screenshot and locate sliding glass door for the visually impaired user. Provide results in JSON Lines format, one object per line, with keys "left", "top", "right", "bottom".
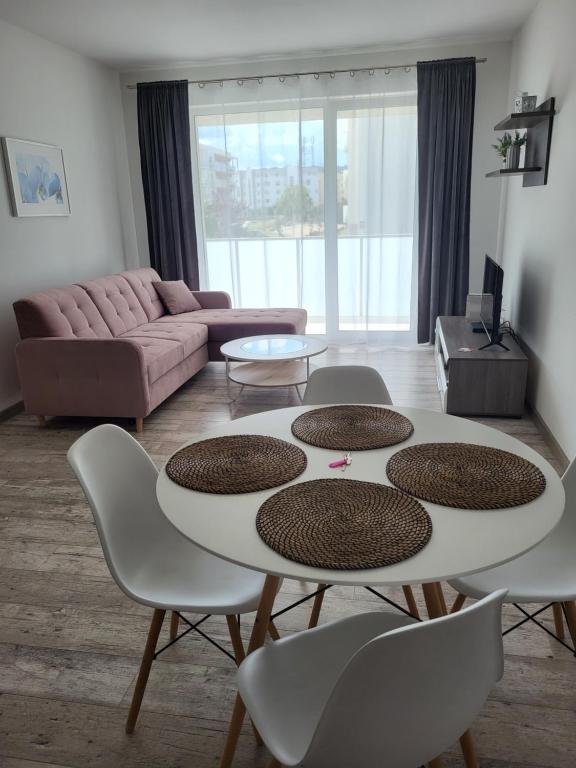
{"left": 190, "top": 91, "right": 417, "bottom": 341}
{"left": 335, "top": 103, "right": 417, "bottom": 333}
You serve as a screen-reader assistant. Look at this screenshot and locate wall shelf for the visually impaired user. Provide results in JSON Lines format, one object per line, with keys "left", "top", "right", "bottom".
{"left": 485, "top": 166, "right": 541, "bottom": 178}
{"left": 488, "top": 97, "right": 555, "bottom": 187}
{"left": 494, "top": 110, "right": 555, "bottom": 130}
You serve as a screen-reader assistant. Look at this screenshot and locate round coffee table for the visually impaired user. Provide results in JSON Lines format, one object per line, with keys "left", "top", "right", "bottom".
{"left": 220, "top": 334, "right": 327, "bottom": 401}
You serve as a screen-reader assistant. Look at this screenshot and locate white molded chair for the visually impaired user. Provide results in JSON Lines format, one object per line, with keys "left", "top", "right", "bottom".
{"left": 238, "top": 590, "right": 506, "bottom": 768}
{"left": 67, "top": 424, "right": 268, "bottom": 733}
{"left": 303, "top": 365, "right": 392, "bottom": 406}
{"left": 449, "top": 459, "right": 576, "bottom": 648}
{"left": 302, "top": 365, "right": 419, "bottom": 623}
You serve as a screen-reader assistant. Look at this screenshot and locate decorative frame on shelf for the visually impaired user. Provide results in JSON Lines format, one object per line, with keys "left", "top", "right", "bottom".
{"left": 1, "top": 137, "right": 71, "bottom": 217}
{"left": 486, "top": 97, "right": 555, "bottom": 187}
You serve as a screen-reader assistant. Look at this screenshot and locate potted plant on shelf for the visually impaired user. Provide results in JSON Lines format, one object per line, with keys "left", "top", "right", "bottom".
{"left": 492, "top": 131, "right": 527, "bottom": 169}
{"left": 493, "top": 132, "right": 512, "bottom": 167}
{"left": 508, "top": 130, "right": 527, "bottom": 169}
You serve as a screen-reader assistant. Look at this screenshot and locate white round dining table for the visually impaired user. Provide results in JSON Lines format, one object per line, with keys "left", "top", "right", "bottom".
{"left": 157, "top": 405, "right": 565, "bottom": 768}
{"left": 157, "top": 405, "right": 564, "bottom": 588}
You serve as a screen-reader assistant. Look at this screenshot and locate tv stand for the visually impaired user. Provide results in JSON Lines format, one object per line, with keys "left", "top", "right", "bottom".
{"left": 435, "top": 316, "right": 527, "bottom": 417}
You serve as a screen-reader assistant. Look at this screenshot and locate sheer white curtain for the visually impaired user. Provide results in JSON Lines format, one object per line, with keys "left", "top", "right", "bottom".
{"left": 188, "top": 69, "right": 417, "bottom": 341}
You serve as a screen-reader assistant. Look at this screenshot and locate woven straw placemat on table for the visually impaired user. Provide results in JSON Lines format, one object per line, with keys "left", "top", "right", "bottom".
{"left": 291, "top": 405, "right": 414, "bottom": 451}
{"left": 386, "top": 442, "right": 546, "bottom": 509}
{"left": 256, "top": 478, "right": 432, "bottom": 570}
{"left": 166, "top": 434, "right": 307, "bottom": 494}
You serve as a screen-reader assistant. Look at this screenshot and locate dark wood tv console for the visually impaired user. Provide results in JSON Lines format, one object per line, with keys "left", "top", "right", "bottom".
{"left": 435, "top": 316, "right": 528, "bottom": 417}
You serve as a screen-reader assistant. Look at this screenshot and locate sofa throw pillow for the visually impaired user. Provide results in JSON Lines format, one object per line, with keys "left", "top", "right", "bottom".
{"left": 154, "top": 281, "right": 202, "bottom": 315}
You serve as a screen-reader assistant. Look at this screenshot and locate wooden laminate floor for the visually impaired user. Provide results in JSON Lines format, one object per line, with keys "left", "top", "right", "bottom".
{"left": 0, "top": 344, "right": 574, "bottom": 768}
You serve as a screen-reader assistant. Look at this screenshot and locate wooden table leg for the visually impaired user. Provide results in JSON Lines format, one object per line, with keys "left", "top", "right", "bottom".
{"left": 422, "top": 582, "right": 445, "bottom": 619}
{"left": 219, "top": 574, "right": 280, "bottom": 768}
{"left": 402, "top": 584, "right": 420, "bottom": 618}
{"left": 308, "top": 584, "right": 328, "bottom": 628}
{"left": 422, "top": 582, "right": 479, "bottom": 768}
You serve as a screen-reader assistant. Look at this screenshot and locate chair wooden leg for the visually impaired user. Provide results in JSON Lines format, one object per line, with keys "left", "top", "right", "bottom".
{"left": 220, "top": 574, "right": 280, "bottom": 768}
{"left": 553, "top": 603, "right": 565, "bottom": 640}
{"left": 226, "top": 615, "right": 246, "bottom": 664}
{"left": 562, "top": 601, "right": 576, "bottom": 647}
{"left": 37, "top": 415, "right": 46, "bottom": 428}
{"left": 125, "top": 608, "right": 166, "bottom": 734}
{"left": 225, "top": 615, "right": 263, "bottom": 745}
{"left": 428, "top": 758, "right": 444, "bottom": 768}
{"left": 402, "top": 585, "right": 420, "bottom": 618}
{"left": 169, "top": 611, "right": 180, "bottom": 641}
{"left": 268, "top": 621, "right": 280, "bottom": 641}
{"left": 135, "top": 417, "right": 144, "bottom": 433}
{"left": 459, "top": 730, "right": 479, "bottom": 768}
{"left": 451, "top": 593, "right": 467, "bottom": 614}
{"left": 308, "top": 584, "right": 328, "bottom": 628}
{"left": 423, "top": 583, "right": 478, "bottom": 768}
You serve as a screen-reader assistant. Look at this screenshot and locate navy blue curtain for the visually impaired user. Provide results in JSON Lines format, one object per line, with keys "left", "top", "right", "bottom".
{"left": 417, "top": 58, "right": 476, "bottom": 343}
{"left": 137, "top": 80, "right": 199, "bottom": 289}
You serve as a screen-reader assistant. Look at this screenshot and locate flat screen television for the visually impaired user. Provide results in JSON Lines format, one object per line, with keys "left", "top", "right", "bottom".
{"left": 479, "top": 255, "right": 508, "bottom": 350}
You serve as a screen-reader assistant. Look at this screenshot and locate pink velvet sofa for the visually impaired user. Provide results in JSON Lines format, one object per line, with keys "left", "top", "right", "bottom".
{"left": 13, "top": 267, "right": 306, "bottom": 431}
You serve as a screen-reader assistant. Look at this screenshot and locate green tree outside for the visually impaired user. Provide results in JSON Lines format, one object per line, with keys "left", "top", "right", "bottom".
{"left": 275, "top": 185, "right": 314, "bottom": 223}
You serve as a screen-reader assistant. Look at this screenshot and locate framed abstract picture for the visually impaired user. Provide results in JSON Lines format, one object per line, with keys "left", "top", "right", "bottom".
{"left": 1, "top": 137, "right": 71, "bottom": 217}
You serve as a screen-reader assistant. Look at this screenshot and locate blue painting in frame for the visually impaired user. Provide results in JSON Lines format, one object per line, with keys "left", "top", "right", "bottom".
{"left": 2, "top": 137, "right": 70, "bottom": 217}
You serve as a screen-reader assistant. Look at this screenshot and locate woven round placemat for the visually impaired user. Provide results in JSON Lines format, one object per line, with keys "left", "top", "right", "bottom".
{"left": 291, "top": 405, "right": 414, "bottom": 451}
{"left": 386, "top": 442, "right": 546, "bottom": 509}
{"left": 165, "top": 435, "right": 307, "bottom": 494}
{"left": 256, "top": 478, "right": 432, "bottom": 570}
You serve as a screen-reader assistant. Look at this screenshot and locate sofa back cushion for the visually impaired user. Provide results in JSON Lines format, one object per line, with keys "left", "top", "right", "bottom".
{"left": 120, "top": 267, "right": 166, "bottom": 322}
{"left": 154, "top": 280, "right": 202, "bottom": 315}
{"left": 13, "top": 286, "right": 113, "bottom": 339}
{"left": 79, "top": 274, "right": 148, "bottom": 336}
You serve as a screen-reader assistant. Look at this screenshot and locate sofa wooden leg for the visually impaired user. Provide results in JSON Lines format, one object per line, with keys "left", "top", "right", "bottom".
{"left": 37, "top": 415, "right": 47, "bottom": 428}
{"left": 135, "top": 417, "right": 144, "bottom": 433}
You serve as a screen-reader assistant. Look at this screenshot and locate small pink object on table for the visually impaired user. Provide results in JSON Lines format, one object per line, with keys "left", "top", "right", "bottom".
{"left": 329, "top": 453, "right": 352, "bottom": 469}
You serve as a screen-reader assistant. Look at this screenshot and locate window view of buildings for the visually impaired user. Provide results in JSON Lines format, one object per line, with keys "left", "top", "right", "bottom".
{"left": 196, "top": 105, "right": 415, "bottom": 241}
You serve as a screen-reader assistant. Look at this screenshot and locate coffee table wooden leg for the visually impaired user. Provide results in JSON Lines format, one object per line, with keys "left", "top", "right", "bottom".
{"left": 422, "top": 582, "right": 479, "bottom": 768}
{"left": 219, "top": 574, "right": 280, "bottom": 768}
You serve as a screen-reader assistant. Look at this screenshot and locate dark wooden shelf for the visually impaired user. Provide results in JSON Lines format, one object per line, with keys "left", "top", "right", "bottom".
{"left": 494, "top": 110, "right": 555, "bottom": 130}
{"left": 485, "top": 166, "right": 542, "bottom": 178}
{"left": 489, "top": 98, "right": 555, "bottom": 187}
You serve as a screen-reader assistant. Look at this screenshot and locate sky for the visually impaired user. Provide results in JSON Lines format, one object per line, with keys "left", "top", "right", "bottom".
{"left": 197, "top": 119, "right": 350, "bottom": 169}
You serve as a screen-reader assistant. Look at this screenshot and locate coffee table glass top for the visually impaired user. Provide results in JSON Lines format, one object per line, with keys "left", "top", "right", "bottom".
{"left": 241, "top": 338, "right": 307, "bottom": 355}
{"left": 221, "top": 334, "right": 327, "bottom": 362}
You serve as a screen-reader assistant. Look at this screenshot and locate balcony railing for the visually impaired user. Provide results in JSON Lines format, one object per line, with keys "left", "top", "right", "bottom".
{"left": 204, "top": 234, "right": 413, "bottom": 333}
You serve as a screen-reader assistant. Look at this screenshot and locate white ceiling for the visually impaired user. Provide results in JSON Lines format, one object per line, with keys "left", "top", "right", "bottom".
{"left": 0, "top": 0, "right": 538, "bottom": 70}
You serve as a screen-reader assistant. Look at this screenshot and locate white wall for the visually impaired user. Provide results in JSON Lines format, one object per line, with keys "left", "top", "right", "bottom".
{"left": 0, "top": 18, "right": 134, "bottom": 412}
{"left": 119, "top": 40, "right": 512, "bottom": 292}
{"left": 499, "top": 0, "right": 576, "bottom": 458}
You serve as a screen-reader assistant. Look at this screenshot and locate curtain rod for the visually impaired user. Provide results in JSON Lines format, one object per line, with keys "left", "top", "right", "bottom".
{"left": 126, "top": 57, "right": 486, "bottom": 89}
